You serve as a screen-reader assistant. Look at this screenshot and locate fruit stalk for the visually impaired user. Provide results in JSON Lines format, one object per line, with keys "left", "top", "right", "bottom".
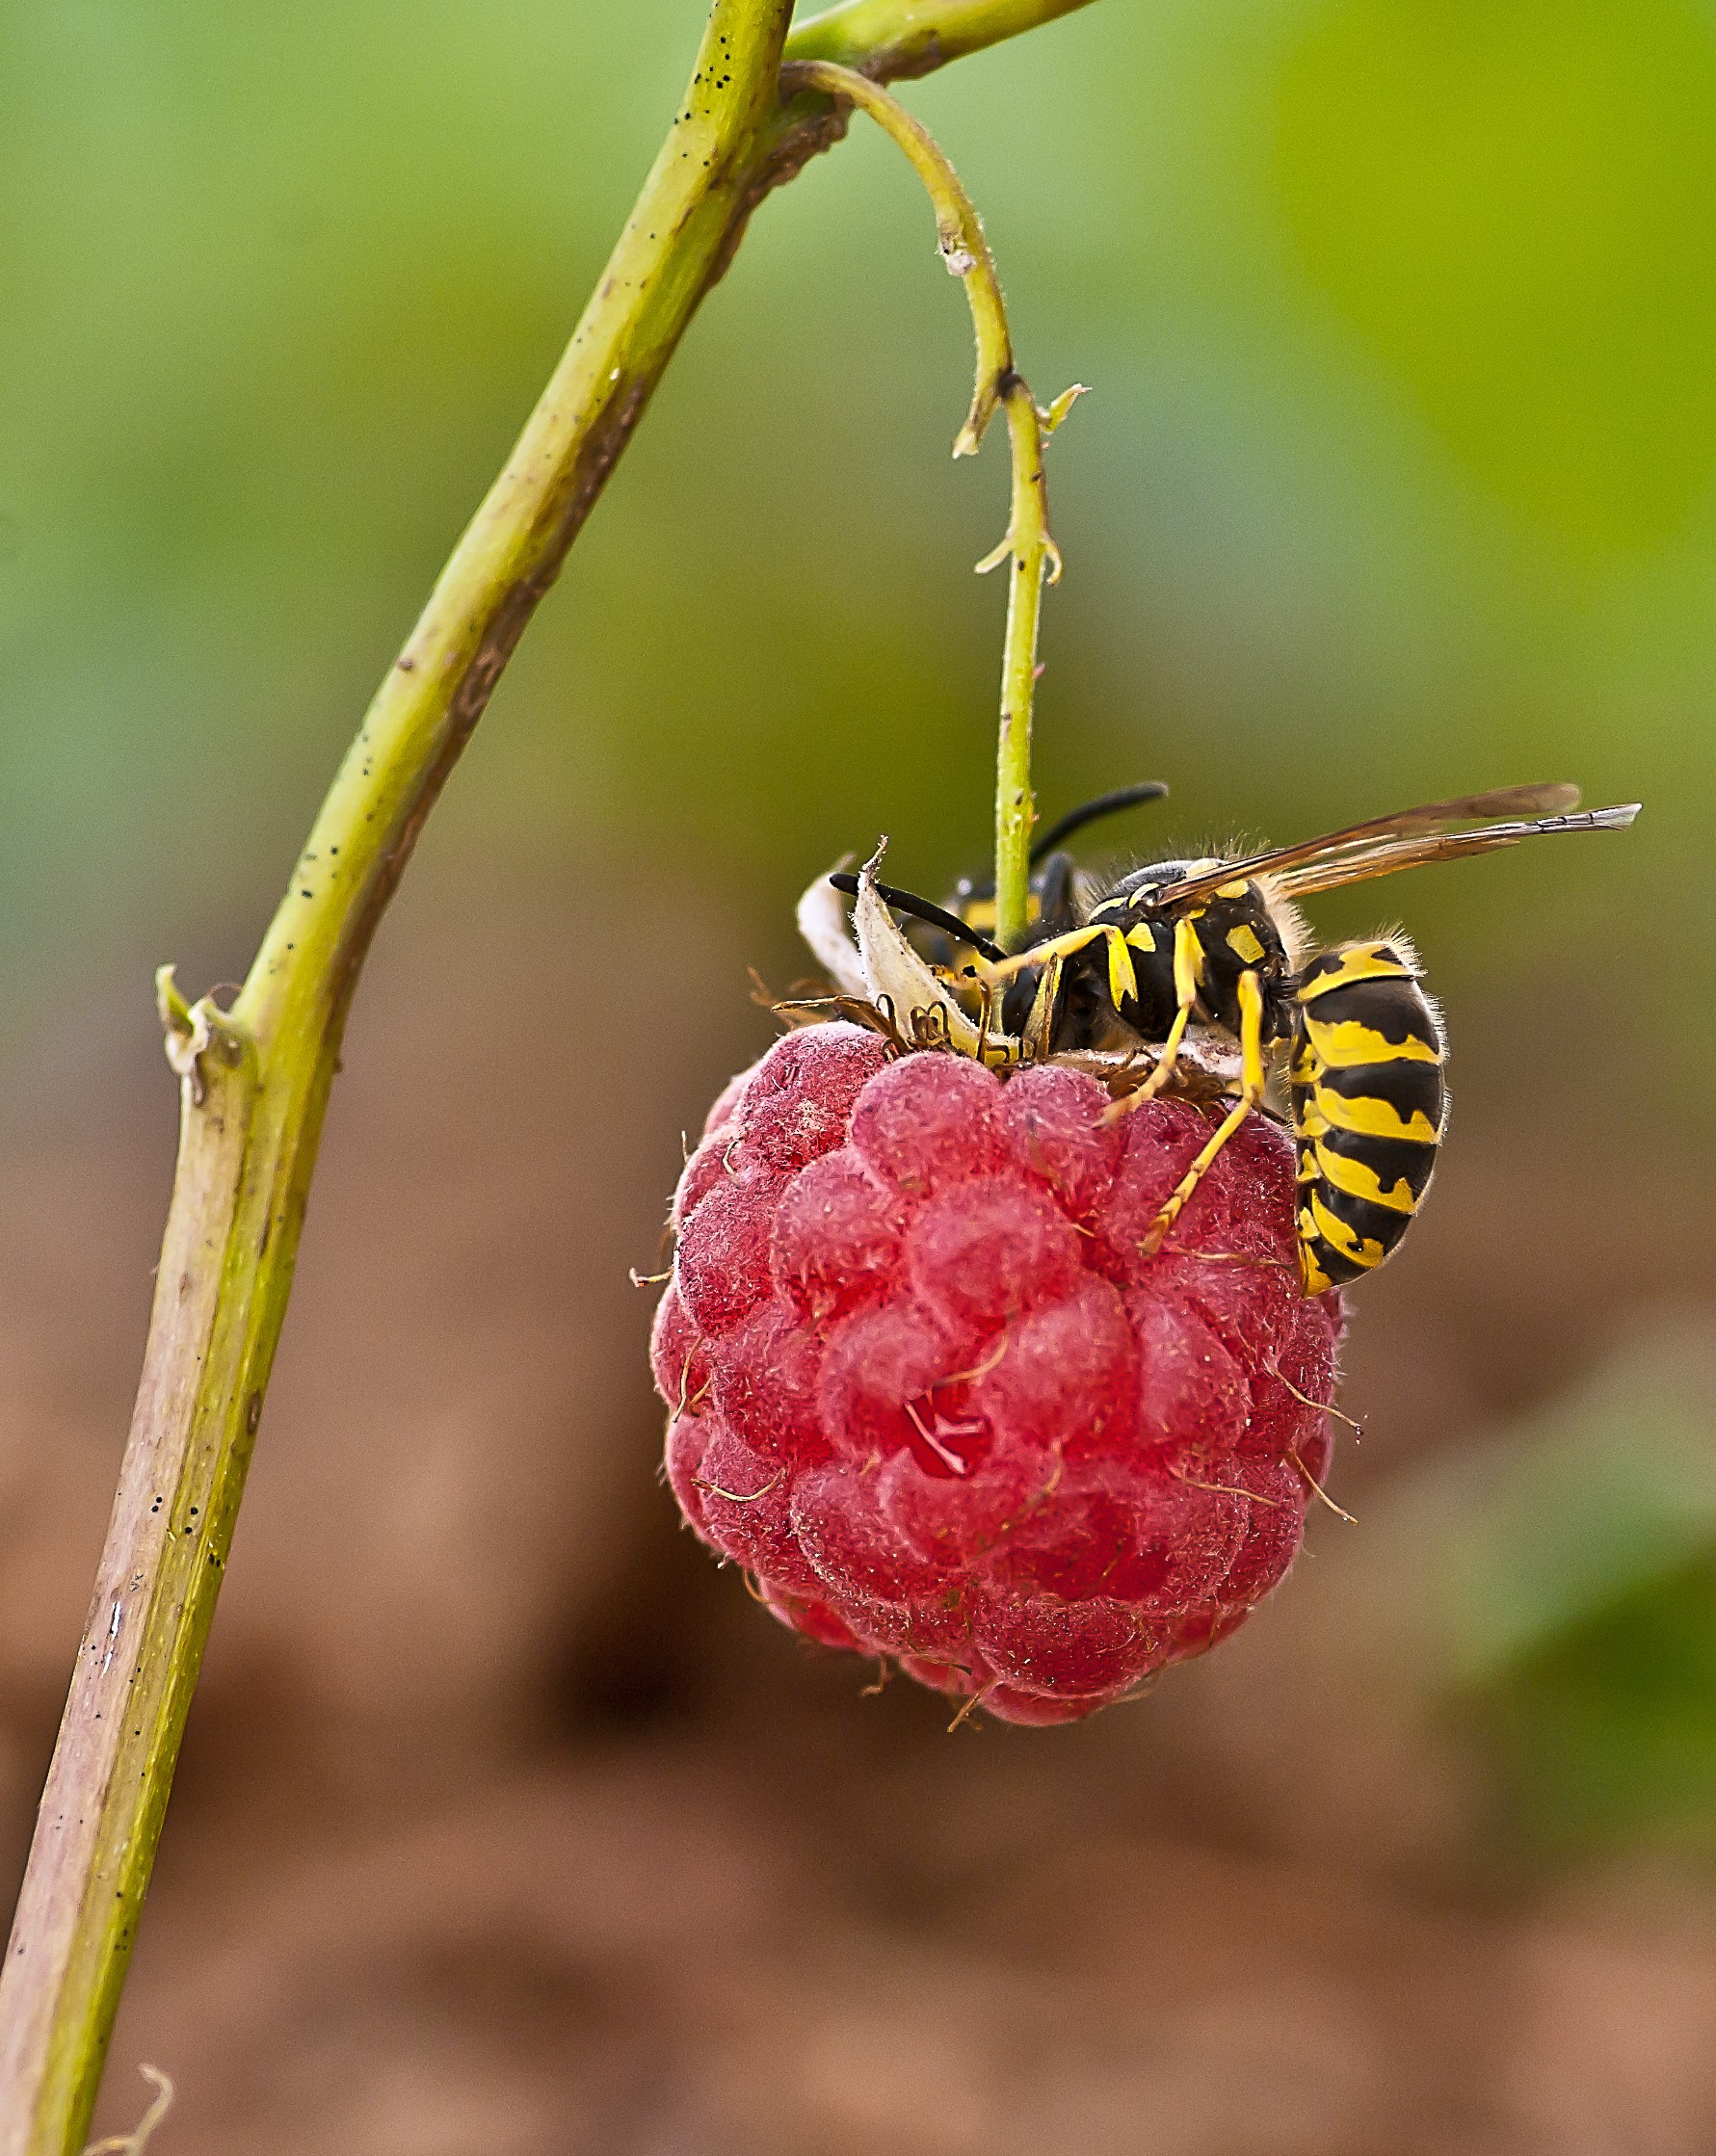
{"left": 781, "top": 58, "right": 1076, "bottom": 954}
{"left": 990, "top": 381, "right": 1064, "bottom": 953}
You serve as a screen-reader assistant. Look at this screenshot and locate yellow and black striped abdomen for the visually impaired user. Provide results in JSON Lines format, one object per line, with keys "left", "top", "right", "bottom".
{"left": 1289, "top": 940, "right": 1446, "bottom": 1294}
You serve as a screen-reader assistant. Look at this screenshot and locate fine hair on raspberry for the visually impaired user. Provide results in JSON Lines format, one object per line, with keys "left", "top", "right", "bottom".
{"left": 654, "top": 1022, "right": 1343, "bottom": 1726}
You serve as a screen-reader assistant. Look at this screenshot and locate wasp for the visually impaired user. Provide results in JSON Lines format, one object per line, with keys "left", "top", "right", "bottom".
{"left": 831, "top": 781, "right": 1638, "bottom": 1295}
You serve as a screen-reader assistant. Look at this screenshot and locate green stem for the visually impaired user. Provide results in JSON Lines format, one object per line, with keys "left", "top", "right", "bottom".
{"left": 788, "top": 0, "right": 1100, "bottom": 76}
{"left": 779, "top": 58, "right": 1079, "bottom": 952}
{"left": 0, "top": 6, "right": 798, "bottom": 2146}
{"left": 779, "top": 58, "right": 1016, "bottom": 454}
{"left": 0, "top": 2, "right": 1107, "bottom": 2148}
{"left": 991, "top": 382, "right": 1054, "bottom": 949}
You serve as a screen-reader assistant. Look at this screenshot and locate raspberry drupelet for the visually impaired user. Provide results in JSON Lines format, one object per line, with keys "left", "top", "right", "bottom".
{"left": 653, "top": 1022, "right": 1344, "bottom": 1725}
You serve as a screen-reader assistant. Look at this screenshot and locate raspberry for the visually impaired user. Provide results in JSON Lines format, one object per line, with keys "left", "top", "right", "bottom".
{"left": 654, "top": 1024, "right": 1344, "bottom": 1725}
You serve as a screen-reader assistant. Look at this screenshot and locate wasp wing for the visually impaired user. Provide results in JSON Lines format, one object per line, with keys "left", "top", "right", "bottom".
{"left": 1269, "top": 802, "right": 1641, "bottom": 898}
{"left": 1148, "top": 783, "right": 1604, "bottom": 910}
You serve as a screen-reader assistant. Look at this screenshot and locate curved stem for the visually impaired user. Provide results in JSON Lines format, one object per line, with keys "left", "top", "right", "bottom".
{"left": 781, "top": 56, "right": 1015, "bottom": 450}
{"left": 779, "top": 59, "right": 1079, "bottom": 951}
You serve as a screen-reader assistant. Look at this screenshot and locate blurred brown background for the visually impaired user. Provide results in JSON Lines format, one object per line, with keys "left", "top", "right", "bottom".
{"left": 3, "top": 0, "right": 1714, "bottom": 2148}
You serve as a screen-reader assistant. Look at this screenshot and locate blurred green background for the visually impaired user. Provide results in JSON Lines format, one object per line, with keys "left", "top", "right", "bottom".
{"left": 2, "top": 0, "right": 1702, "bottom": 994}
{"left": 6, "top": 3, "right": 1716, "bottom": 2143}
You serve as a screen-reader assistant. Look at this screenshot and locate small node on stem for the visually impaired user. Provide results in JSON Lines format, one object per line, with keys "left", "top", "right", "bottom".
{"left": 973, "top": 532, "right": 1014, "bottom": 575}
{"left": 1041, "top": 381, "right": 1091, "bottom": 434}
{"left": 154, "top": 980, "right": 246, "bottom": 1109}
{"left": 153, "top": 963, "right": 193, "bottom": 1040}
{"left": 954, "top": 377, "right": 1002, "bottom": 459}
{"left": 159, "top": 991, "right": 214, "bottom": 1107}
{"left": 938, "top": 227, "right": 978, "bottom": 278}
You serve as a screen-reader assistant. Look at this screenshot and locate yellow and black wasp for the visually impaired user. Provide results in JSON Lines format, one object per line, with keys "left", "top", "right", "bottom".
{"left": 832, "top": 781, "right": 1638, "bottom": 1295}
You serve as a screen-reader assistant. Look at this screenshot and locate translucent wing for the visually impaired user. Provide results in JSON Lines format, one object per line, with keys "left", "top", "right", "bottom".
{"left": 1148, "top": 784, "right": 1634, "bottom": 910}
{"left": 1270, "top": 804, "right": 1640, "bottom": 898}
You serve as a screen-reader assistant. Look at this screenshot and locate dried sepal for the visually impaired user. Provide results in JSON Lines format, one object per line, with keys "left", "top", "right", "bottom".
{"left": 796, "top": 857, "right": 870, "bottom": 1000}
{"left": 851, "top": 846, "right": 989, "bottom": 1059}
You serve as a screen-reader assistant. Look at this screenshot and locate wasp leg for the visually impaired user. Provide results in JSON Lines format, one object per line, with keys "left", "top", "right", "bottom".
{"left": 977, "top": 923, "right": 1139, "bottom": 1011}
{"left": 1022, "top": 951, "right": 1064, "bottom": 1062}
{"left": 1103, "top": 916, "right": 1203, "bottom": 1120}
{"left": 1140, "top": 969, "right": 1266, "bottom": 1255}
{"left": 971, "top": 972, "right": 999, "bottom": 1067}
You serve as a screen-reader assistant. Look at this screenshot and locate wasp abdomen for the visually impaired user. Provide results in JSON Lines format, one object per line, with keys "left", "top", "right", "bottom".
{"left": 1289, "top": 941, "right": 1446, "bottom": 1293}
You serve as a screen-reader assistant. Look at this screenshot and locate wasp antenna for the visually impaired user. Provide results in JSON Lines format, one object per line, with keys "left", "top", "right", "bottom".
{"left": 827, "top": 872, "right": 1007, "bottom": 963}
{"left": 1030, "top": 780, "right": 1170, "bottom": 862}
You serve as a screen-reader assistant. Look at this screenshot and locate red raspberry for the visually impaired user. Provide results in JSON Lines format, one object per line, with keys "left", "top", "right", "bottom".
{"left": 654, "top": 1024, "right": 1344, "bottom": 1725}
